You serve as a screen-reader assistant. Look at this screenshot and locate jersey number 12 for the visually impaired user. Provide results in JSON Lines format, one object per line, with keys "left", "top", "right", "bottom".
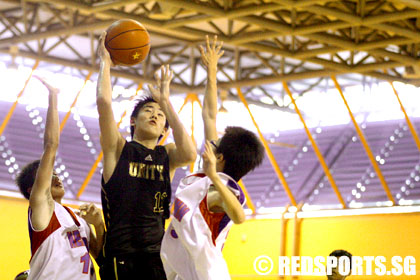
{"left": 67, "top": 230, "right": 90, "bottom": 274}
{"left": 154, "top": 192, "right": 167, "bottom": 213}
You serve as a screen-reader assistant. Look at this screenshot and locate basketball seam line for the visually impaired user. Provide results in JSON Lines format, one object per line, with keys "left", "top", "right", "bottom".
{"left": 106, "top": 28, "right": 147, "bottom": 44}
{"left": 107, "top": 43, "right": 150, "bottom": 51}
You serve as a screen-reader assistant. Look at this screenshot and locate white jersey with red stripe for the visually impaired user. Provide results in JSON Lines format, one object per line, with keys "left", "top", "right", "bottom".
{"left": 161, "top": 172, "right": 245, "bottom": 280}
{"left": 27, "top": 201, "right": 96, "bottom": 280}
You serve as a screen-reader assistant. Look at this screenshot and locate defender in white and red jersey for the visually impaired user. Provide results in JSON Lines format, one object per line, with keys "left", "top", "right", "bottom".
{"left": 161, "top": 36, "right": 265, "bottom": 280}
{"left": 161, "top": 172, "right": 245, "bottom": 280}
{"left": 15, "top": 77, "right": 104, "bottom": 280}
{"left": 27, "top": 201, "right": 94, "bottom": 279}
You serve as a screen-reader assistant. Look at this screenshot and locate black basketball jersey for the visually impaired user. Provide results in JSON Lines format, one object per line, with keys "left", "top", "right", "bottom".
{"left": 101, "top": 141, "right": 171, "bottom": 256}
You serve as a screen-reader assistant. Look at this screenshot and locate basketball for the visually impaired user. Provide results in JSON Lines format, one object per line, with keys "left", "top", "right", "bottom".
{"left": 105, "top": 19, "right": 150, "bottom": 66}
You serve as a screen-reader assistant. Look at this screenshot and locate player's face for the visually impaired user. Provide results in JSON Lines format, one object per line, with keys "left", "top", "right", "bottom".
{"left": 210, "top": 139, "right": 225, "bottom": 172}
{"left": 134, "top": 102, "right": 167, "bottom": 139}
{"left": 328, "top": 266, "right": 349, "bottom": 280}
{"left": 51, "top": 172, "right": 65, "bottom": 199}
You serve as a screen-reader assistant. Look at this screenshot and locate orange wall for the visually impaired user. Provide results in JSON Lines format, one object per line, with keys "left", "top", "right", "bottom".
{"left": 3, "top": 195, "right": 420, "bottom": 280}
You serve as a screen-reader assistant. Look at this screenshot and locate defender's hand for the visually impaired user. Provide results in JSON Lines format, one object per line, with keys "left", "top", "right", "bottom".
{"left": 202, "top": 140, "right": 217, "bottom": 178}
{"left": 199, "top": 35, "right": 224, "bottom": 69}
{"left": 33, "top": 76, "right": 59, "bottom": 95}
{"left": 78, "top": 203, "right": 103, "bottom": 227}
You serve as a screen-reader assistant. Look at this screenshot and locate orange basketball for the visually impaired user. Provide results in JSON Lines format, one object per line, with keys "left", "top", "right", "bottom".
{"left": 105, "top": 19, "right": 150, "bottom": 66}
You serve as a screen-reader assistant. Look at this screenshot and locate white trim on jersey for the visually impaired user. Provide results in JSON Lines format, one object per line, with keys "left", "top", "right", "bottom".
{"left": 161, "top": 172, "right": 245, "bottom": 280}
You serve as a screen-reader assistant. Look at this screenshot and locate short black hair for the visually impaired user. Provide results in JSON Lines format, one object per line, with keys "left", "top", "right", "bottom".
{"left": 329, "top": 249, "right": 353, "bottom": 269}
{"left": 14, "top": 270, "right": 29, "bottom": 280}
{"left": 216, "top": 126, "right": 264, "bottom": 181}
{"left": 130, "top": 95, "right": 169, "bottom": 141}
{"left": 15, "top": 160, "right": 40, "bottom": 200}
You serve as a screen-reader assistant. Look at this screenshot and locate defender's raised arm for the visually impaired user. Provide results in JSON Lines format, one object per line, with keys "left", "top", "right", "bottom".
{"left": 200, "top": 35, "right": 224, "bottom": 142}
{"left": 29, "top": 77, "right": 60, "bottom": 231}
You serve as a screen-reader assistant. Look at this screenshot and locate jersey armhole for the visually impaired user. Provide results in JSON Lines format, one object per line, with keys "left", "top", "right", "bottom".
{"left": 28, "top": 206, "right": 61, "bottom": 260}
{"left": 102, "top": 139, "right": 128, "bottom": 187}
{"left": 28, "top": 202, "right": 56, "bottom": 233}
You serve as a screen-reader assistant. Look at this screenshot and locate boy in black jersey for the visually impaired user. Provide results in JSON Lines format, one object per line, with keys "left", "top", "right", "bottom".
{"left": 96, "top": 32, "right": 197, "bottom": 280}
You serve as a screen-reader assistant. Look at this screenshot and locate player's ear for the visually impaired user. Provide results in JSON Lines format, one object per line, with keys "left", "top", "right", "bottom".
{"left": 161, "top": 126, "right": 168, "bottom": 138}
{"left": 216, "top": 153, "right": 225, "bottom": 171}
{"left": 130, "top": 117, "right": 136, "bottom": 126}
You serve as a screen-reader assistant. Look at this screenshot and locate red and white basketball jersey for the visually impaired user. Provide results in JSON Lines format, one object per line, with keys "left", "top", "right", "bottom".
{"left": 27, "top": 202, "right": 95, "bottom": 280}
{"left": 161, "top": 172, "right": 245, "bottom": 280}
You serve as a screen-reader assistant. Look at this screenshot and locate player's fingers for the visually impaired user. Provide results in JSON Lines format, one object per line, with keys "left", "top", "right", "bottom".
{"left": 147, "top": 84, "right": 155, "bottom": 93}
{"left": 165, "top": 65, "right": 170, "bottom": 78}
{"left": 169, "top": 69, "right": 174, "bottom": 81}
{"left": 206, "top": 35, "right": 210, "bottom": 51}
{"left": 147, "top": 84, "right": 154, "bottom": 95}
{"left": 154, "top": 70, "right": 161, "bottom": 85}
{"left": 162, "top": 65, "right": 166, "bottom": 78}
{"left": 199, "top": 45, "right": 205, "bottom": 56}
{"left": 34, "top": 76, "right": 49, "bottom": 86}
{"left": 99, "top": 32, "right": 107, "bottom": 46}
{"left": 87, "top": 204, "right": 94, "bottom": 213}
{"left": 161, "top": 65, "right": 165, "bottom": 79}
{"left": 216, "top": 41, "right": 223, "bottom": 53}
{"left": 213, "top": 35, "right": 218, "bottom": 49}
{"left": 79, "top": 203, "right": 87, "bottom": 210}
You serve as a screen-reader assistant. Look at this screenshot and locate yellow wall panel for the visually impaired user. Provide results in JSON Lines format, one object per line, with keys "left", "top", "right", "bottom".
{"left": 2, "top": 195, "right": 420, "bottom": 280}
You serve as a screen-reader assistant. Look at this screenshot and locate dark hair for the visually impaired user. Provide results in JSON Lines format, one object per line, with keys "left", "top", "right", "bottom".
{"left": 216, "top": 126, "right": 264, "bottom": 181}
{"left": 329, "top": 249, "right": 353, "bottom": 269}
{"left": 15, "top": 160, "right": 40, "bottom": 200}
{"left": 15, "top": 270, "right": 29, "bottom": 280}
{"left": 130, "top": 96, "right": 169, "bottom": 141}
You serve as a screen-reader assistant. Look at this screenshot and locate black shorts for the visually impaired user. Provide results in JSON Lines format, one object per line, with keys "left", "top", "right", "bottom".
{"left": 98, "top": 252, "right": 167, "bottom": 280}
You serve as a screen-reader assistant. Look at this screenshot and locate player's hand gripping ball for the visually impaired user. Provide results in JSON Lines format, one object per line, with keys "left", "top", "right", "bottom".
{"left": 105, "top": 19, "right": 150, "bottom": 66}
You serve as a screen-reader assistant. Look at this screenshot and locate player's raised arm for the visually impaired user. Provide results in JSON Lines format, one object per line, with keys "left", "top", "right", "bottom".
{"left": 29, "top": 77, "right": 60, "bottom": 230}
{"left": 200, "top": 35, "right": 224, "bottom": 142}
{"left": 202, "top": 140, "right": 245, "bottom": 224}
{"left": 148, "top": 65, "right": 197, "bottom": 179}
{"left": 96, "top": 31, "right": 125, "bottom": 182}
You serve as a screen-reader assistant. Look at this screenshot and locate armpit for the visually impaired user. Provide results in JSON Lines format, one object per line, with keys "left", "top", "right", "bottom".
{"left": 207, "top": 188, "right": 224, "bottom": 213}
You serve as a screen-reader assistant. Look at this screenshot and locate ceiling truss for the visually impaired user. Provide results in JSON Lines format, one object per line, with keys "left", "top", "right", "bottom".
{"left": 0, "top": 0, "right": 419, "bottom": 108}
